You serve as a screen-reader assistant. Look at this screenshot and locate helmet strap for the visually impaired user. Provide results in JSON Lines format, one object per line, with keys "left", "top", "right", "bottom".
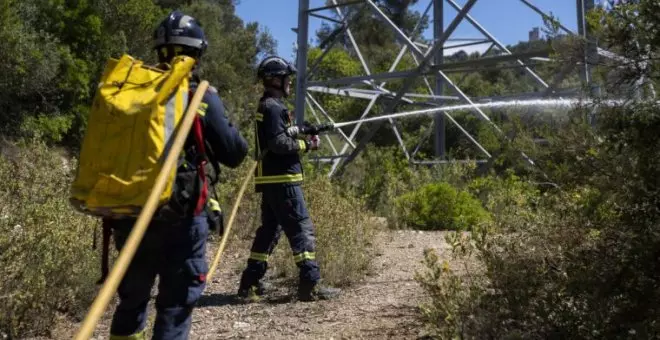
{"left": 263, "top": 76, "right": 287, "bottom": 98}
{"left": 279, "top": 75, "right": 289, "bottom": 98}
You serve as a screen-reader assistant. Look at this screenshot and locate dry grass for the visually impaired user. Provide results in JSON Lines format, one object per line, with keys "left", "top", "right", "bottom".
{"left": 247, "top": 175, "right": 380, "bottom": 288}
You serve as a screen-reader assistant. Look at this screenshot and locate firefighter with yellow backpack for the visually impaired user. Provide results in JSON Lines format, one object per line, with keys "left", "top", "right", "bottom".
{"left": 69, "top": 11, "right": 247, "bottom": 340}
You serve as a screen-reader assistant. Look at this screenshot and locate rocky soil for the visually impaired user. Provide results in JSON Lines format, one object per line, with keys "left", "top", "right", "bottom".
{"left": 49, "top": 229, "right": 453, "bottom": 340}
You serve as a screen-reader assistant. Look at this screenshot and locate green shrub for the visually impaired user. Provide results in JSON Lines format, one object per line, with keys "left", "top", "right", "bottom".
{"left": 415, "top": 247, "right": 485, "bottom": 340}
{"left": 415, "top": 100, "right": 660, "bottom": 339}
{"left": 467, "top": 170, "right": 541, "bottom": 229}
{"left": 0, "top": 139, "right": 100, "bottom": 338}
{"left": 393, "top": 182, "right": 491, "bottom": 231}
{"left": 339, "top": 146, "right": 434, "bottom": 216}
{"left": 336, "top": 145, "right": 485, "bottom": 228}
{"left": 413, "top": 178, "right": 569, "bottom": 339}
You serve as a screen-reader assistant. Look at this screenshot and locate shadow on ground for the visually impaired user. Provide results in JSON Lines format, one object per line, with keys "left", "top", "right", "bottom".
{"left": 196, "top": 292, "right": 296, "bottom": 308}
{"left": 196, "top": 293, "right": 238, "bottom": 307}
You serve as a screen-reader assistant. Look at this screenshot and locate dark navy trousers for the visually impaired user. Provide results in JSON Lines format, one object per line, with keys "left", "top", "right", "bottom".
{"left": 107, "top": 215, "right": 209, "bottom": 340}
{"left": 240, "top": 184, "right": 320, "bottom": 287}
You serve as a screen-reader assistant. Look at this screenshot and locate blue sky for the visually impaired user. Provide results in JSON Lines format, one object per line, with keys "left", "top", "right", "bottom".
{"left": 235, "top": 0, "right": 579, "bottom": 61}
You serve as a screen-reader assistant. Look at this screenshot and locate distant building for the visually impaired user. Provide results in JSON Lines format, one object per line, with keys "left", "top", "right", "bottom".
{"left": 529, "top": 27, "right": 540, "bottom": 41}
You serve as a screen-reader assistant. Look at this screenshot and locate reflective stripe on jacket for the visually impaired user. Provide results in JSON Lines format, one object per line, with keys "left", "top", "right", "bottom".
{"left": 254, "top": 92, "right": 307, "bottom": 191}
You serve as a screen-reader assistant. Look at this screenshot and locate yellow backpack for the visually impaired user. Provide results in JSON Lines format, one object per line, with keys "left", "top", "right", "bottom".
{"left": 70, "top": 53, "right": 199, "bottom": 218}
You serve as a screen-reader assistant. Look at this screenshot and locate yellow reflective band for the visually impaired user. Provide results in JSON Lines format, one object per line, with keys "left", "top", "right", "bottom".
{"left": 110, "top": 329, "right": 146, "bottom": 340}
{"left": 293, "top": 251, "right": 316, "bottom": 263}
{"left": 196, "top": 102, "right": 208, "bottom": 116}
{"left": 249, "top": 252, "right": 269, "bottom": 262}
{"left": 208, "top": 198, "right": 221, "bottom": 212}
{"left": 256, "top": 113, "right": 264, "bottom": 121}
{"left": 298, "top": 139, "right": 306, "bottom": 153}
{"left": 180, "top": 150, "right": 188, "bottom": 169}
{"left": 254, "top": 173, "right": 304, "bottom": 184}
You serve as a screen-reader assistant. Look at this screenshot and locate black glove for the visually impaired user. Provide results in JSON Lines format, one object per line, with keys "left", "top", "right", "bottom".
{"left": 286, "top": 122, "right": 334, "bottom": 137}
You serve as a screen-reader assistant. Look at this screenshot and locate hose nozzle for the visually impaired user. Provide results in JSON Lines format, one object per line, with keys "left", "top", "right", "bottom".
{"left": 300, "top": 122, "right": 335, "bottom": 135}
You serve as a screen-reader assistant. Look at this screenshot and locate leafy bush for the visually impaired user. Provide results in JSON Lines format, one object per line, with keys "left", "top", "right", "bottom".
{"left": 467, "top": 170, "right": 541, "bottom": 228}
{"left": 415, "top": 247, "right": 485, "bottom": 340}
{"left": 394, "top": 182, "right": 491, "bottom": 231}
{"left": 339, "top": 146, "right": 431, "bottom": 214}
{"left": 0, "top": 139, "right": 100, "bottom": 338}
{"left": 414, "top": 98, "right": 660, "bottom": 339}
{"left": 335, "top": 145, "right": 446, "bottom": 231}
{"left": 414, "top": 167, "right": 568, "bottom": 338}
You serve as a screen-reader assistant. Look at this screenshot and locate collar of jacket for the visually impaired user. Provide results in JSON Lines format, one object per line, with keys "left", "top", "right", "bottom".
{"left": 262, "top": 87, "right": 286, "bottom": 100}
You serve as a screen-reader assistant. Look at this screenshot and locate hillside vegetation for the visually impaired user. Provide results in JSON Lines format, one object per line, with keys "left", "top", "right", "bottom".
{"left": 1, "top": 0, "right": 660, "bottom": 339}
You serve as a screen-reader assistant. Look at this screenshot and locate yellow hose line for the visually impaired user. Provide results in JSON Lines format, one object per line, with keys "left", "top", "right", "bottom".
{"left": 206, "top": 160, "right": 257, "bottom": 283}
{"left": 74, "top": 81, "right": 210, "bottom": 340}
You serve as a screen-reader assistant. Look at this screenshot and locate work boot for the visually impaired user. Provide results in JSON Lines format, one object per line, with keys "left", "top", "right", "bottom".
{"left": 237, "top": 280, "right": 273, "bottom": 303}
{"left": 297, "top": 281, "right": 341, "bottom": 302}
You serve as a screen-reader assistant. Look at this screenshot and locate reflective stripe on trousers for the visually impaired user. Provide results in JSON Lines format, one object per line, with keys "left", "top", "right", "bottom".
{"left": 240, "top": 184, "right": 320, "bottom": 287}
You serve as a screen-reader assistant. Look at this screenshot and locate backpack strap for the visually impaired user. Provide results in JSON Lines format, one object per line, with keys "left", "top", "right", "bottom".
{"left": 203, "top": 138, "right": 221, "bottom": 185}
{"left": 192, "top": 113, "right": 208, "bottom": 216}
{"left": 96, "top": 219, "right": 112, "bottom": 285}
{"left": 188, "top": 84, "right": 209, "bottom": 216}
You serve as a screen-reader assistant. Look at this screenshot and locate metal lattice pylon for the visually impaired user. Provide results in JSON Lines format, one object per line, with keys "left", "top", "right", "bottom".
{"left": 293, "top": 0, "right": 609, "bottom": 178}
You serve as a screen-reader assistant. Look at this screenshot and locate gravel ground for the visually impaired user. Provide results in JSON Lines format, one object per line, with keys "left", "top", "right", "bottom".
{"left": 48, "top": 229, "right": 453, "bottom": 340}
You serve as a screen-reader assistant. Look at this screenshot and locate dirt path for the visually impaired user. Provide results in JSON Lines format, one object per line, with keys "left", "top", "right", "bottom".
{"left": 54, "top": 229, "right": 451, "bottom": 340}
{"left": 187, "top": 229, "right": 450, "bottom": 340}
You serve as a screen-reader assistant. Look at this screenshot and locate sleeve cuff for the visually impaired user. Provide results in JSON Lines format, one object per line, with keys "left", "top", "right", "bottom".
{"left": 298, "top": 139, "right": 307, "bottom": 153}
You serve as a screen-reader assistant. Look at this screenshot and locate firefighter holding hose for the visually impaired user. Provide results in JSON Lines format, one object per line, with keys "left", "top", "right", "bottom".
{"left": 237, "top": 55, "right": 340, "bottom": 302}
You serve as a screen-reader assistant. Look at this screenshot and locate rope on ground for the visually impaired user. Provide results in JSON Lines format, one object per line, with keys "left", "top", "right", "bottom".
{"left": 206, "top": 160, "right": 257, "bottom": 283}
{"left": 73, "top": 81, "right": 210, "bottom": 340}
